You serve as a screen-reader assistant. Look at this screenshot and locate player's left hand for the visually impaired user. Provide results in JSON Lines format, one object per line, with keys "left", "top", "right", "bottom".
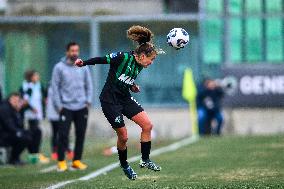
{"left": 131, "top": 84, "right": 140, "bottom": 93}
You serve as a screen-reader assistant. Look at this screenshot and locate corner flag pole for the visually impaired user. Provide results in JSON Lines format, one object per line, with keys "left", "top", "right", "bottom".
{"left": 182, "top": 68, "right": 199, "bottom": 136}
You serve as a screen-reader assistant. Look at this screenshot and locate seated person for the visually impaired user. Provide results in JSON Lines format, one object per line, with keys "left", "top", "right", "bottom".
{"left": 0, "top": 93, "right": 31, "bottom": 165}
{"left": 197, "top": 78, "right": 224, "bottom": 135}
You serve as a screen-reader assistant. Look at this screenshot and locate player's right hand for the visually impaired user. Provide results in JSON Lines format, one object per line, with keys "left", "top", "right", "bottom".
{"left": 74, "top": 59, "right": 84, "bottom": 67}
{"left": 131, "top": 84, "right": 140, "bottom": 93}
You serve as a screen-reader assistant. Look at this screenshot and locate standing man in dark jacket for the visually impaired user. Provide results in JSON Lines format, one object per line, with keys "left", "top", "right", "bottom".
{"left": 51, "top": 42, "right": 93, "bottom": 171}
{"left": 197, "top": 79, "right": 224, "bottom": 135}
{"left": 0, "top": 93, "right": 31, "bottom": 165}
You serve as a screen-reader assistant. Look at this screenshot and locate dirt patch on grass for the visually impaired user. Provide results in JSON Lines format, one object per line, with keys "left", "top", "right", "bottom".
{"left": 137, "top": 175, "right": 172, "bottom": 180}
{"left": 252, "top": 151, "right": 271, "bottom": 158}
{"left": 268, "top": 142, "right": 284, "bottom": 149}
{"left": 121, "top": 174, "right": 177, "bottom": 181}
{"left": 219, "top": 168, "right": 278, "bottom": 181}
{"left": 251, "top": 140, "right": 284, "bottom": 149}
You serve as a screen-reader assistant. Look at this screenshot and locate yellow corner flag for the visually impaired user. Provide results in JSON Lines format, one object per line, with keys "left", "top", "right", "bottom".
{"left": 182, "top": 68, "right": 197, "bottom": 102}
{"left": 182, "top": 68, "right": 199, "bottom": 136}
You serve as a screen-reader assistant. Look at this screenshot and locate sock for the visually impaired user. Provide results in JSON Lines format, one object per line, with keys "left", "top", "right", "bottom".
{"left": 141, "top": 141, "right": 151, "bottom": 161}
{"left": 117, "top": 148, "right": 128, "bottom": 168}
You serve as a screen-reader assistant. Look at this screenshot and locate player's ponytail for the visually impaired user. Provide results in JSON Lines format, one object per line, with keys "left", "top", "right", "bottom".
{"left": 127, "top": 25, "right": 153, "bottom": 45}
{"left": 127, "top": 25, "right": 159, "bottom": 57}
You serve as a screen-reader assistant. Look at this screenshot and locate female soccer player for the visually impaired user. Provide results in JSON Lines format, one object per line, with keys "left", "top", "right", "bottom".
{"left": 75, "top": 25, "right": 161, "bottom": 180}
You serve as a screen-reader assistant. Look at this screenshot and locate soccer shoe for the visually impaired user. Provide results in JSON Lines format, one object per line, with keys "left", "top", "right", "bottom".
{"left": 71, "top": 160, "right": 88, "bottom": 170}
{"left": 39, "top": 154, "right": 50, "bottom": 164}
{"left": 27, "top": 154, "right": 39, "bottom": 164}
{"left": 122, "top": 165, "right": 137, "bottom": 180}
{"left": 57, "top": 160, "right": 68, "bottom": 172}
{"left": 139, "top": 159, "right": 161, "bottom": 171}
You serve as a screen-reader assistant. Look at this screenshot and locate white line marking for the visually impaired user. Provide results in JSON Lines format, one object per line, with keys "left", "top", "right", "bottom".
{"left": 40, "top": 165, "right": 57, "bottom": 173}
{"left": 46, "top": 136, "right": 199, "bottom": 189}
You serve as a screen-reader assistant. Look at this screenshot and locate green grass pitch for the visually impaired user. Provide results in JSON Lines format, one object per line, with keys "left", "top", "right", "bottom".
{"left": 0, "top": 135, "right": 283, "bottom": 189}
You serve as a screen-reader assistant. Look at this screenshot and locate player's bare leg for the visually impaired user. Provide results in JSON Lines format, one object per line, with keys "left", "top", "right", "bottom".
{"left": 115, "top": 127, "right": 137, "bottom": 180}
{"left": 132, "top": 111, "right": 161, "bottom": 171}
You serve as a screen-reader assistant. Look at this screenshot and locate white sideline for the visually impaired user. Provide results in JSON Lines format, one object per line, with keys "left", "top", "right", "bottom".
{"left": 45, "top": 136, "right": 199, "bottom": 189}
{"left": 41, "top": 165, "right": 57, "bottom": 173}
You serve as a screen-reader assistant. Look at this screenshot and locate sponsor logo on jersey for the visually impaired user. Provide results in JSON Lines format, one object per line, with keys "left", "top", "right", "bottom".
{"left": 109, "top": 52, "right": 118, "bottom": 58}
{"left": 118, "top": 74, "right": 135, "bottom": 85}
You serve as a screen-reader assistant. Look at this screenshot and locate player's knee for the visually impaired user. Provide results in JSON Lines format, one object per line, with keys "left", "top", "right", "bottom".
{"left": 142, "top": 122, "right": 153, "bottom": 133}
{"left": 118, "top": 134, "right": 128, "bottom": 144}
{"left": 120, "top": 137, "right": 128, "bottom": 144}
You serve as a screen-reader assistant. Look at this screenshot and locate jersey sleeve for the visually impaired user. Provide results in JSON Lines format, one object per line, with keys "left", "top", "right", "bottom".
{"left": 83, "top": 52, "right": 125, "bottom": 66}
{"left": 105, "top": 52, "right": 125, "bottom": 65}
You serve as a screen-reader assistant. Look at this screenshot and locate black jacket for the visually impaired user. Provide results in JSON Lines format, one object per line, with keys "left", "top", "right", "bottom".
{"left": 197, "top": 86, "right": 224, "bottom": 112}
{"left": 0, "top": 101, "right": 24, "bottom": 137}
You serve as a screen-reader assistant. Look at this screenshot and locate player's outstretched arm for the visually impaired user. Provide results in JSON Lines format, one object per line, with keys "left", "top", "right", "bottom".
{"left": 75, "top": 52, "right": 125, "bottom": 67}
{"left": 74, "top": 57, "right": 108, "bottom": 67}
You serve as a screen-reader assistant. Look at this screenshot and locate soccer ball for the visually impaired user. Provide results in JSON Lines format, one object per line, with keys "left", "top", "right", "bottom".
{"left": 167, "top": 28, "right": 189, "bottom": 50}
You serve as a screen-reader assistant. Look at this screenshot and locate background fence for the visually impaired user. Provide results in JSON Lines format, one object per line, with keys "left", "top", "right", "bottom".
{"left": 0, "top": 0, "right": 283, "bottom": 108}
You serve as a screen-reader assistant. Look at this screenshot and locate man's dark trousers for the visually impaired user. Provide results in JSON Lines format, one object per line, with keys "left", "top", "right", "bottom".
{"left": 57, "top": 107, "right": 88, "bottom": 161}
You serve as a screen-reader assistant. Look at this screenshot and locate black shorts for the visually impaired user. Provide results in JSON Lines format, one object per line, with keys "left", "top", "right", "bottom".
{"left": 101, "top": 96, "right": 144, "bottom": 129}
